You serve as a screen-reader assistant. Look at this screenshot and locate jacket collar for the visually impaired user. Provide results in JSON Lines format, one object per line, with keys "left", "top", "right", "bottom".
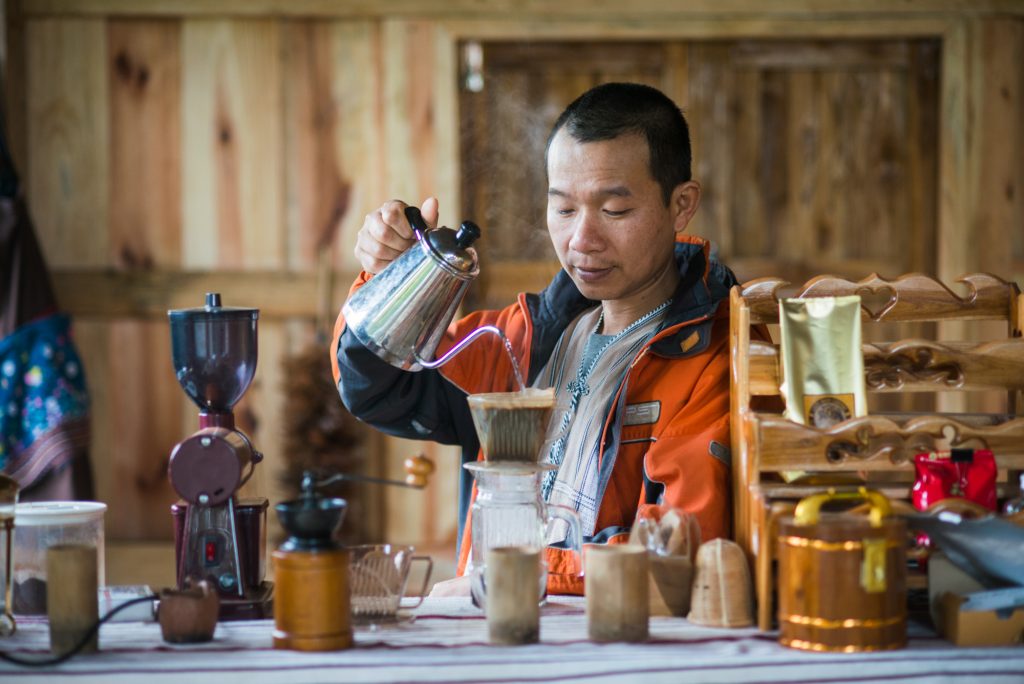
{"left": 523, "top": 235, "right": 737, "bottom": 380}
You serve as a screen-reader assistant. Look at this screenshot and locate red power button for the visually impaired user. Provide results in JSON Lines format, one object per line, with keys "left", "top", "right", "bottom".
{"left": 205, "top": 540, "right": 217, "bottom": 564}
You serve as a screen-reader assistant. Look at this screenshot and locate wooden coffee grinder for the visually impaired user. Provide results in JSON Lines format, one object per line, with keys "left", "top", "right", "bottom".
{"left": 272, "top": 462, "right": 435, "bottom": 651}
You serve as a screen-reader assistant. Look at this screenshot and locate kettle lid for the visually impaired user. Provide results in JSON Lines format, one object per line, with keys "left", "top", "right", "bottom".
{"left": 425, "top": 221, "right": 482, "bottom": 275}
{"left": 404, "top": 206, "right": 481, "bottom": 276}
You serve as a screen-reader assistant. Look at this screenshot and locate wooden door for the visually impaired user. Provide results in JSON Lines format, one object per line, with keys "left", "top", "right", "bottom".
{"left": 460, "top": 38, "right": 939, "bottom": 300}
{"left": 460, "top": 38, "right": 940, "bottom": 412}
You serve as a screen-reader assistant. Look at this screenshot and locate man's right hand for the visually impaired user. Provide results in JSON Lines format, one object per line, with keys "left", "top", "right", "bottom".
{"left": 355, "top": 197, "right": 440, "bottom": 274}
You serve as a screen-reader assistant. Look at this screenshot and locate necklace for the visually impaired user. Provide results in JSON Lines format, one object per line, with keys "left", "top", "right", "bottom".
{"left": 565, "top": 299, "right": 673, "bottom": 401}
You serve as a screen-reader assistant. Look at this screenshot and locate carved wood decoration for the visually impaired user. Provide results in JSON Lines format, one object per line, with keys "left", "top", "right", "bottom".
{"left": 742, "top": 272, "right": 1019, "bottom": 325}
{"left": 752, "top": 412, "right": 1024, "bottom": 471}
{"left": 747, "top": 338, "right": 1024, "bottom": 394}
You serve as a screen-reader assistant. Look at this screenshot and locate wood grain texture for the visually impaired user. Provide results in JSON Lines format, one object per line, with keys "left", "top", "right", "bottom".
{"left": 752, "top": 413, "right": 1024, "bottom": 470}
{"left": 740, "top": 273, "right": 1018, "bottom": 325}
{"left": 19, "top": 0, "right": 1024, "bottom": 19}
{"left": 282, "top": 19, "right": 381, "bottom": 275}
{"left": 182, "top": 18, "right": 283, "bottom": 270}
{"left": 51, "top": 268, "right": 361, "bottom": 319}
{"left": 105, "top": 320, "right": 181, "bottom": 539}
{"left": 108, "top": 19, "right": 182, "bottom": 270}
{"left": 25, "top": 17, "right": 109, "bottom": 267}
{"left": 748, "top": 338, "right": 1024, "bottom": 395}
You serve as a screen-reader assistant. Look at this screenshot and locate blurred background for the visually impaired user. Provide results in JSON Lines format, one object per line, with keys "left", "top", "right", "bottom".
{"left": 1, "top": 1, "right": 1021, "bottom": 589}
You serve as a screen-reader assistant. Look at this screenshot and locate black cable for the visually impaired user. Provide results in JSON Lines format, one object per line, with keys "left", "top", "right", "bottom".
{"left": 0, "top": 594, "right": 159, "bottom": 667}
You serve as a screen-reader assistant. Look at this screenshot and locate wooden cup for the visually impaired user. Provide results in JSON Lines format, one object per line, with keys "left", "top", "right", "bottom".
{"left": 46, "top": 545, "right": 99, "bottom": 656}
{"left": 584, "top": 545, "right": 649, "bottom": 642}
{"left": 485, "top": 546, "right": 541, "bottom": 645}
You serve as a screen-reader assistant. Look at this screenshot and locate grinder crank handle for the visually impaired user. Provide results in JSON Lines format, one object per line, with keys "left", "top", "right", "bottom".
{"left": 307, "top": 454, "right": 436, "bottom": 490}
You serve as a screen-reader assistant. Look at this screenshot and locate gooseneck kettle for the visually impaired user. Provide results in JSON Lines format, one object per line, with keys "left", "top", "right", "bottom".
{"left": 342, "top": 206, "right": 495, "bottom": 371}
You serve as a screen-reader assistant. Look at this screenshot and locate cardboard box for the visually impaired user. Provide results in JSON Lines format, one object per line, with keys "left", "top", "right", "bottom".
{"left": 941, "top": 593, "right": 1024, "bottom": 647}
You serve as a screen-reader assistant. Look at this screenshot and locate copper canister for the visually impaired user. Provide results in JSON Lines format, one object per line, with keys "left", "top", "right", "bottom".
{"left": 272, "top": 547, "right": 352, "bottom": 651}
{"left": 777, "top": 488, "right": 907, "bottom": 652}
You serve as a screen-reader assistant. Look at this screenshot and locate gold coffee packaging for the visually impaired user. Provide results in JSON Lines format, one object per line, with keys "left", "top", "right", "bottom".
{"left": 779, "top": 295, "right": 866, "bottom": 428}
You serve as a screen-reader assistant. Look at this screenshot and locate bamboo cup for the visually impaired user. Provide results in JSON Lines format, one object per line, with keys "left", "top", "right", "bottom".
{"left": 485, "top": 546, "right": 541, "bottom": 645}
{"left": 47, "top": 544, "right": 99, "bottom": 656}
{"left": 584, "top": 545, "right": 649, "bottom": 642}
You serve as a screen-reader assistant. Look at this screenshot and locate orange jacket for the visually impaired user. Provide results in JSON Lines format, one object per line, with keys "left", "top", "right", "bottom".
{"left": 332, "top": 235, "right": 741, "bottom": 595}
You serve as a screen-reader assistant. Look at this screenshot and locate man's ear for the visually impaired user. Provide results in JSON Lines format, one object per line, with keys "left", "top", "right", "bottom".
{"left": 671, "top": 180, "right": 701, "bottom": 234}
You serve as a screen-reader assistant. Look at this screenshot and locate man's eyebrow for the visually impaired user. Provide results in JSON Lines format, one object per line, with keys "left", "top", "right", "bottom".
{"left": 547, "top": 186, "right": 633, "bottom": 198}
{"left": 598, "top": 186, "right": 632, "bottom": 197}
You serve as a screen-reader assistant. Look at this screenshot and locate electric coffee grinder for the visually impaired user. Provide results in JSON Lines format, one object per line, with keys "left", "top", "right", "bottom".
{"left": 167, "top": 293, "right": 273, "bottom": 620}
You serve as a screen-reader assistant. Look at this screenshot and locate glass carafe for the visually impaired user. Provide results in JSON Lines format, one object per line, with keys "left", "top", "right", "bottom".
{"left": 464, "top": 462, "right": 581, "bottom": 607}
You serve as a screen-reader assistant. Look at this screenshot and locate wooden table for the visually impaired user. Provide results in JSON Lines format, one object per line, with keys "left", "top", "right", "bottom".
{"left": 1, "top": 597, "right": 1023, "bottom": 682}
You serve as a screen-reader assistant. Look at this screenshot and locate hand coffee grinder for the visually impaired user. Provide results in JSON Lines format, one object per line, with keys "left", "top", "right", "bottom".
{"left": 167, "top": 293, "right": 273, "bottom": 620}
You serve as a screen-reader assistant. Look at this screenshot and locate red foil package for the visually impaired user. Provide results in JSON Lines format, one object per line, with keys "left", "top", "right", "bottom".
{"left": 912, "top": 448, "right": 997, "bottom": 512}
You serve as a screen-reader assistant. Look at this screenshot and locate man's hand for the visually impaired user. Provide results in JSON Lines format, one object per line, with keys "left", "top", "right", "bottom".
{"left": 427, "top": 574, "right": 472, "bottom": 598}
{"left": 355, "top": 197, "right": 439, "bottom": 274}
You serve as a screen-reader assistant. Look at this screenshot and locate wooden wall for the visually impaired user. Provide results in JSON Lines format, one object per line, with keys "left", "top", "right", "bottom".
{"left": 2, "top": 1, "right": 1022, "bottom": 550}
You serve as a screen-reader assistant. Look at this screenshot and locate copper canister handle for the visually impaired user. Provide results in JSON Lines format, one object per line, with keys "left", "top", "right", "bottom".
{"left": 791, "top": 487, "right": 893, "bottom": 593}
{"left": 793, "top": 487, "right": 892, "bottom": 528}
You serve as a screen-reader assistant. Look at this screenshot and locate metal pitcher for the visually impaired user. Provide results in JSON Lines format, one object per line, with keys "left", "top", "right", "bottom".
{"left": 342, "top": 206, "right": 484, "bottom": 371}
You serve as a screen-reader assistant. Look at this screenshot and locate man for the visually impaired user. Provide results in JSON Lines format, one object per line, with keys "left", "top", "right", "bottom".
{"left": 332, "top": 82, "right": 739, "bottom": 595}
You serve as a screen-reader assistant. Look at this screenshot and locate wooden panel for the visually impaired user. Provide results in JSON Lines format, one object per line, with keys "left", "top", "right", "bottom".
{"left": 182, "top": 19, "right": 283, "bottom": 269}
{"left": 235, "top": 319, "right": 287, "bottom": 542}
{"left": 686, "top": 43, "right": 734, "bottom": 258}
{"left": 25, "top": 18, "right": 109, "bottom": 268}
{"left": 281, "top": 19, "right": 382, "bottom": 275}
{"left": 108, "top": 19, "right": 182, "bottom": 269}
{"left": 18, "top": 0, "right": 1024, "bottom": 19}
{"left": 51, "top": 269, "right": 360, "bottom": 319}
{"left": 105, "top": 320, "right": 181, "bottom": 539}
{"left": 973, "top": 20, "right": 1024, "bottom": 285}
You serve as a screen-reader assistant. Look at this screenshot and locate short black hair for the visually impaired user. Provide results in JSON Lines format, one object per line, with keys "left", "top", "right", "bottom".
{"left": 546, "top": 82, "right": 692, "bottom": 205}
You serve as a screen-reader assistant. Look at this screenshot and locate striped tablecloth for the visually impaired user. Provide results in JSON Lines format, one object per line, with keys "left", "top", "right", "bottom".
{"left": 1, "top": 597, "right": 1023, "bottom": 683}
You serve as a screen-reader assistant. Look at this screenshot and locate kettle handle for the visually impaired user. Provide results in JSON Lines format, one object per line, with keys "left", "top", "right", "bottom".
{"left": 404, "top": 205, "right": 430, "bottom": 241}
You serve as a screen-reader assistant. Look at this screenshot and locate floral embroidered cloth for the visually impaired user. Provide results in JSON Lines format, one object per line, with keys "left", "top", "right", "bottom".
{"left": 0, "top": 313, "right": 89, "bottom": 485}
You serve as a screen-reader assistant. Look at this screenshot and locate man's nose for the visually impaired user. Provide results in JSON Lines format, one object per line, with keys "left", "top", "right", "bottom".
{"left": 568, "top": 211, "right": 604, "bottom": 253}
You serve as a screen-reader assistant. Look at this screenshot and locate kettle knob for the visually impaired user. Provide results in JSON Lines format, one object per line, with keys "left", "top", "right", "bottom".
{"left": 454, "top": 221, "right": 481, "bottom": 248}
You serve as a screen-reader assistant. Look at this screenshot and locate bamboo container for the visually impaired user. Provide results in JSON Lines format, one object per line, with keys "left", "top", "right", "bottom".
{"left": 485, "top": 546, "right": 540, "bottom": 645}
{"left": 46, "top": 545, "right": 98, "bottom": 655}
{"left": 272, "top": 548, "right": 352, "bottom": 651}
{"left": 585, "top": 545, "right": 648, "bottom": 642}
{"left": 777, "top": 489, "right": 906, "bottom": 652}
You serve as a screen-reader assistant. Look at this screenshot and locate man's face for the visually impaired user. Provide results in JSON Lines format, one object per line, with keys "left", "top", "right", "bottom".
{"left": 546, "top": 129, "right": 682, "bottom": 303}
